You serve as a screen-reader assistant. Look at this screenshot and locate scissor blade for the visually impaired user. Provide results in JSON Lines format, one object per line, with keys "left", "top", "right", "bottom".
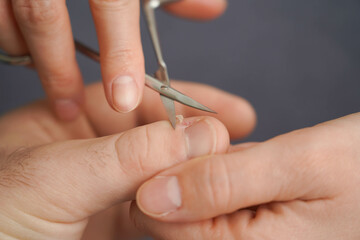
{"left": 155, "top": 69, "right": 176, "bottom": 128}
{"left": 170, "top": 88, "right": 217, "bottom": 113}
{"left": 160, "top": 95, "right": 177, "bottom": 128}
{"left": 145, "top": 75, "right": 216, "bottom": 113}
{"left": 0, "top": 53, "right": 31, "bottom": 66}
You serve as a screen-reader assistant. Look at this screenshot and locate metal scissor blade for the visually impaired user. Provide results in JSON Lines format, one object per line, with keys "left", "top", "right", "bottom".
{"left": 156, "top": 70, "right": 176, "bottom": 128}
{"left": 169, "top": 88, "right": 217, "bottom": 113}
{"left": 145, "top": 75, "right": 216, "bottom": 113}
{"left": 0, "top": 53, "right": 31, "bottom": 66}
{"left": 160, "top": 95, "right": 177, "bottom": 128}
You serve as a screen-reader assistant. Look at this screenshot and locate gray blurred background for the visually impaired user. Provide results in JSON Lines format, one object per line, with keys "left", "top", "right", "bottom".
{"left": 1, "top": 0, "right": 359, "bottom": 142}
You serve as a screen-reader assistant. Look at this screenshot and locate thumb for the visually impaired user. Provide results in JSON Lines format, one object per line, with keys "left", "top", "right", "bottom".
{"left": 136, "top": 123, "right": 341, "bottom": 222}
{"left": 1, "top": 117, "right": 229, "bottom": 224}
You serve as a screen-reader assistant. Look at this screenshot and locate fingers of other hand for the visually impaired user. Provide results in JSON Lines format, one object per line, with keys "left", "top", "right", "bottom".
{"left": 130, "top": 200, "right": 325, "bottom": 240}
{"left": 11, "top": 0, "right": 83, "bottom": 121}
{"left": 138, "top": 82, "right": 256, "bottom": 139}
{"left": 136, "top": 123, "right": 346, "bottom": 222}
{"left": 0, "top": 0, "right": 27, "bottom": 55}
{"left": 1, "top": 116, "right": 229, "bottom": 223}
{"left": 90, "top": 0, "right": 144, "bottom": 113}
{"left": 130, "top": 202, "right": 256, "bottom": 240}
{"left": 164, "top": 0, "right": 227, "bottom": 20}
{"left": 85, "top": 81, "right": 256, "bottom": 138}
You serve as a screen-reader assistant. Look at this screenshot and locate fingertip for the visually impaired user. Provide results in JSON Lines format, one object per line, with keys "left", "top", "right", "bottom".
{"left": 180, "top": 116, "right": 230, "bottom": 159}
{"left": 202, "top": 87, "right": 257, "bottom": 140}
{"left": 164, "top": 0, "right": 228, "bottom": 20}
{"left": 111, "top": 75, "right": 141, "bottom": 113}
{"left": 102, "top": 55, "right": 145, "bottom": 114}
{"left": 206, "top": 85, "right": 256, "bottom": 139}
{"left": 202, "top": 116, "right": 230, "bottom": 154}
{"left": 231, "top": 98, "right": 257, "bottom": 139}
{"left": 53, "top": 92, "right": 84, "bottom": 121}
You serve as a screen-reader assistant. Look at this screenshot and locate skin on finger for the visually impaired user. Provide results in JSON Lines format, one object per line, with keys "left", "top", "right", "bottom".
{"left": 0, "top": 116, "right": 229, "bottom": 226}
{"left": 0, "top": 0, "right": 27, "bottom": 55}
{"left": 89, "top": 0, "right": 144, "bottom": 113}
{"left": 130, "top": 200, "right": 336, "bottom": 240}
{"left": 163, "top": 0, "right": 228, "bottom": 20}
{"left": 0, "top": 99, "right": 228, "bottom": 239}
{"left": 81, "top": 202, "right": 144, "bottom": 240}
{"left": 130, "top": 202, "right": 254, "bottom": 240}
{"left": 11, "top": 0, "right": 83, "bottom": 121}
{"left": 84, "top": 81, "right": 256, "bottom": 139}
{"left": 0, "top": 80, "right": 254, "bottom": 150}
{"left": 228, "top": 142, "right": 259, "bottom": 152}
{"left": 131, "top": 198, "right": 360, "bottom": 239}
{"left": 135, "top": 117, "right": 356, "bottom": 222}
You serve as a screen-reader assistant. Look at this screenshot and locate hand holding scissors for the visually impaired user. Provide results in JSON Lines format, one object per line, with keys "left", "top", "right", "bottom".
{"left": 0, "top": 0, "right": 226, "bottom": 120}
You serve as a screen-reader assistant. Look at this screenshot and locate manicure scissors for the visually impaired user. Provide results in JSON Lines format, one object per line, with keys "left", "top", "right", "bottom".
{"left": 0, "top": 0, "right": 215, "bottom": 128}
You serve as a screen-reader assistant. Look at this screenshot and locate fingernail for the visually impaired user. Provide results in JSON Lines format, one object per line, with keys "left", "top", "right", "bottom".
{"left": 112, "top": 76, "right": 139, "bottom": 113}
{"left": 54, "top": 99, "right": 80, "bottom": 121}
{"left": 137, "top": 176, "right": 181, "bottom": 216}
{"left": 185, "top": 119, "right": 216, "bottom": 158}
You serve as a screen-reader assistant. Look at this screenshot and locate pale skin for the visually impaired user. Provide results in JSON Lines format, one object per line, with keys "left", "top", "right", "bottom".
{"left": 0, "top": 0, "right": 227, "bottom": 120}
{"left": 131, "top": 113, "right": 360, "bottom": 239}
{"left": 0, "top": 81, "right": 255, "bottom": 239}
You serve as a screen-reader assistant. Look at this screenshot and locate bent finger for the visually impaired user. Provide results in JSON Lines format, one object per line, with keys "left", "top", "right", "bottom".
{"left": 90, "top": 0, "right": 144, "bottom": 113}
{"left": 12, "top": 0, "right": 83, "bottom": 121}
{"left": 130, "top": 202, "right": 254, "bottom": 240}
{"left": 85, "top": 81, "right": 256, "bottom": 139}
{"left": 131, "top": 200, "right": 329, "bottom": 240}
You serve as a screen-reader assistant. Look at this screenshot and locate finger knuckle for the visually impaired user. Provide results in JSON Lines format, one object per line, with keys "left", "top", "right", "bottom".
{"left": 90, "top": 0, "right": 132, "bottom": 11}
{"left": 201, "top": 217, "right": 236, "bottom": 240}
{"left": 203, "top": 157, "right": 232, "bottom": 210}
{"left": 84, "top": 139, "right": 115, "bottom": 178}
{"left": 104, "top": 47, "right": 134, "bottom": 61}
{"left": 0, "top": 147, "right": 36, "bottom": 189}
{"left": 13, "top": 0, "right": 61, "bottom": 27}
{"left": 102, "top": 47, "right": 142, "bottom": 72}
{"left": 116, "top": 124, "right": 185, "bottom": 180}
{"left": 116, "top": 126, "right": 153, "bottom": 178}
{"left": 41, "top": 70, "right": 78, "bottom": 90}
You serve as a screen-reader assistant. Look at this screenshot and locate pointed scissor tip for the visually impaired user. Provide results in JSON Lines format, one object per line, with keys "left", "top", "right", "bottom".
{"left": 168, "top": 109, "right": 177, "bottom": 129}
{"left": 208, "top": 109, "right": 218, "bottom": 114}
{"left": 189, "top": 102, "right": 218, "bottom": 114}
{"left": 199, "top": 106, "right": 217, "bottom": 114}
{"left": 170, "top": 119, "right": 176, "bottom": 129}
